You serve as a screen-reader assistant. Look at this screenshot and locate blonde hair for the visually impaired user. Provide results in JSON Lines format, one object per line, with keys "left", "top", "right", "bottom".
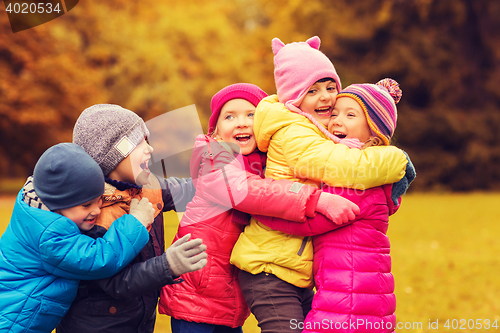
{"left": 361, "top": 136, "right": 385, "bottom": 149}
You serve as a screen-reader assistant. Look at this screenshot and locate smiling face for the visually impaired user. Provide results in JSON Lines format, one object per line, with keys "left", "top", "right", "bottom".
{"left": 298, "top": 79, "right": 338, "bottom": 126}
{"left": 58, "top": 196, "right": 103, "bottom": 231}
{"left": 214, "top": 99, "right": 257, "bottom": 155}
{"left": 328, "top": 96, "right": 372, "bottom": 143}
{"left": 107, "top": 138, "right": 154, "bottom": 186}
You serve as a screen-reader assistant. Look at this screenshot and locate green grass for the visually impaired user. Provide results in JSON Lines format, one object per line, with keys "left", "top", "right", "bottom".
{"left": 1, "top": 193, "right": 499, "bottom": 332}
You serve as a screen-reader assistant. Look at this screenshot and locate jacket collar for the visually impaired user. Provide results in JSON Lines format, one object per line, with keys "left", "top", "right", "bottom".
{"left": 105, "top": 178, "right": 142, "bottom": 191}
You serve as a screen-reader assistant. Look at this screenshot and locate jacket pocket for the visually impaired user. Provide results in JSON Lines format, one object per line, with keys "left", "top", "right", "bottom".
{"left": 85, "top": 296, "right": 142, "bottom": 316}
{"left": 28, "top": 298, "right": 68, "bottom": 332}
{"left": 297, "top": 236, "right": 309, "bottom": 256}
{"left": 193, "top": 255, "right": 211, "bottom": 294}
{"left": 194, "top": 254, "right": 235, "bottom": 299}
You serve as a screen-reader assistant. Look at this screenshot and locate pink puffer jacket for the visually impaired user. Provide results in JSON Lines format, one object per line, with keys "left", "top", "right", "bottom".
{"left": 257, "top": 185, "right": 399, "bottom": 333}
{"left": 158, "top": 135, "right": 321, "bottom": 327}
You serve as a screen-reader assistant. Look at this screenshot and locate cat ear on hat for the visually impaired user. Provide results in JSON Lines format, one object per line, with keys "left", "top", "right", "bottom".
{"left": 272, "top": 38, "right": 286, "bottom": 55}
{"left": 306, "top": 36, "right": 321, "bottom": 50}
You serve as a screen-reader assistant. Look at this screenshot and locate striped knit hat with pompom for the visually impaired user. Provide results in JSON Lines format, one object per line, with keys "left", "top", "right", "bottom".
{"left": 336, "top": 78, "right": 402, "bottom": 145}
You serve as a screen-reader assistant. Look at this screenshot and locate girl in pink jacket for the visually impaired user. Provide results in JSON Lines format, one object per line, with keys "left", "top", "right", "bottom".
{"left": 158, "top": 83, "right": 359, "bottom": 333}
{"left": 257, "top": 79, "right": 415, "bottom": 333}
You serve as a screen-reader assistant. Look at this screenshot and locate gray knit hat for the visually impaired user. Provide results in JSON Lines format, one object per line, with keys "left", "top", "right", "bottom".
{"left": 33, "top": 143, "right": 105, "bottom": 211}
{"left": 73, "top": 104, "right": 150, "bottom": 176}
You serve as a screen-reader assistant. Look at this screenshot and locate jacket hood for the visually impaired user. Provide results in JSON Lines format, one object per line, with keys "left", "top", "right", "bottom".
{"left": 254, "top": 95, "right": 306, "bottom": 153}
{"left": 190, "top": 135, "right": 242, "bottom": 188}
{"left": 190, "top": 135, "right": 212, "bottom": 188}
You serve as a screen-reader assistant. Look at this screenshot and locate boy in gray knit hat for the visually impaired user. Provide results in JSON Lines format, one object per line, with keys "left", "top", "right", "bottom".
{"left": 57, "top": 104, "right": 205, "bottom": 333}
{"left": 0, "top": 143, "right": 155, "bottom": 333}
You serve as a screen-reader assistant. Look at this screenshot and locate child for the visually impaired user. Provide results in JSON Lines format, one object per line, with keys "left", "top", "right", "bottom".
{"left": 158, "top": 83, "right": 359, "bottom": 333}
{"left": 0, "top": 143, "right": 155, "bottom": 333}
{"left": 257, "top": 79, "right": 415, "bottom": 332}
{"left": 230, "top": 37, "right": 413, "bottom": 333}
{"left": 56, "top": 104, "right": 207, "bottom": 333}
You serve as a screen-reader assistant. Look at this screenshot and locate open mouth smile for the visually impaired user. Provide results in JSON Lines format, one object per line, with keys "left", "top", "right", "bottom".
{"left": 140, "top": 160, "right": 151, "bottom": 174}
{"left": 234, "top": 133, "right": 252, "bottom": 145}
{"left": 84, "top": 217, "right": 97, "bottom": 224}
{"left": 315, "top": 106, "right": 332, "bottom": 117}
{"left": 333, "top": 131, "right": 347, "bottom": 139}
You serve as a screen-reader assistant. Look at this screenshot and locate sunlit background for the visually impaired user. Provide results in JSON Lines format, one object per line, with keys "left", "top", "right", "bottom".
{"left": 1, "top": 0, "right": 500, "bottom": 332}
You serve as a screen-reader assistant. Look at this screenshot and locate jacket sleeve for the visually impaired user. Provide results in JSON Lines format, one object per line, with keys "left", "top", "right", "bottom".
{"left": 255, "top": 212, "right": 350, "bottom": 237}
{"left": 80, "top": 223, "right": 180, "bottom": 299}
{"left": 161, "top": 176, "right": 195, "bottom": 212}
{"left": 281, "top": 122, "right": 408, "bottom": 189}
{"left": 93, "top": 253, "right": 180, "bottom": 299}
{"left": 39, "top": 214, "right": 149, "bottom": 280}
{"left": 197, "top": 149, "right": 321, "bottom": 222}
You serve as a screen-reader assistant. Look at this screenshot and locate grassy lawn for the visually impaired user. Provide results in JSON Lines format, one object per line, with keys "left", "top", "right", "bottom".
{"left": 1, "top": 192, "right": 499, "bottom": 332}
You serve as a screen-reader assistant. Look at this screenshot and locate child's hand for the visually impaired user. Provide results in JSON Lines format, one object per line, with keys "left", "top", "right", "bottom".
{"left": 129, "top": 198, "right": 155, "bottom": 228}
{"left": 316, "top": 192, "right": 360, "bottom": 225}
{"left": 165, "top": 234, "right": 208, "bottom": 277}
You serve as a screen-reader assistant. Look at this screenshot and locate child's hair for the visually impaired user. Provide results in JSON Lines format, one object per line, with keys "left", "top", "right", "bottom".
{"left": 361, "top": 137, "right": 385, "bottom": 149}
{"left": 33, "top": 143, "right": 104, "bottom": 211}
{"left": 336, "top": 78, "right": 402, "bottom": 147}
{"left": 208, "top": 83, "right": 268, "bottom": 137}
{"left": 73, "top": 104, "right": 150, "bottom": 176}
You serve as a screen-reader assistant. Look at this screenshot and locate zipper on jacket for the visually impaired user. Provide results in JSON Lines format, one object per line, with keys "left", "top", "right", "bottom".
{"left": 297, "top": 237, "right": 309, "bottom": 256}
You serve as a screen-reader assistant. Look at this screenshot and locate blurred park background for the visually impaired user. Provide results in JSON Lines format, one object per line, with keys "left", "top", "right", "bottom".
{"left": 1, "top": 0, "right": 500, "bottom": 192}
{"left": 1, "top": 0, "right": 500, "bottom": 332}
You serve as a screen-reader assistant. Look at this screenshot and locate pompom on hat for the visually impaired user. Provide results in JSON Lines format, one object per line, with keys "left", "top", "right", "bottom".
{"left": 337, "top": 78, "right": 402, "bottom": 145}
{"left": 272, "top": 36, "right": 341, "bottom": 112}
{"left": 33, "top": 143, "right": 105, "bottom": 211}
{"left": 73, "top": 104, "right": 150, "bottom": 176}
{"left": 209, "top": 83, "right": 268, "bottom": 134}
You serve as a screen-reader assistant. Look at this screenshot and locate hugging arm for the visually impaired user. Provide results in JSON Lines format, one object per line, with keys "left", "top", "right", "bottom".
{"left": 282, "top": 123, "right": 408, "bottom": 189}
{"left": 255, "top": 212, "right": 353, "bottom": 237}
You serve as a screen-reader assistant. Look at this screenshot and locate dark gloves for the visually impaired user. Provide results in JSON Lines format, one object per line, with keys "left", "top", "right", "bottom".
{"left": 391, "top": 150, "right": 416, "bottom": 206}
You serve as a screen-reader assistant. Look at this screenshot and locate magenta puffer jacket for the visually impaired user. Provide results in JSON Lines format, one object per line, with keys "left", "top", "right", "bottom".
{"left": 158, "top": 135, "right": 321, "bottom": 327}
{"left": 257, "top": 185, "right": 399, "bottom": 333}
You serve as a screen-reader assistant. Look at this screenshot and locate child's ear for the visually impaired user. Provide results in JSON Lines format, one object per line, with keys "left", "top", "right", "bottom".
{"left": 306, "top": 36, "right": 321, "bottom": 50}
{"left": 272, "top": 38, "right": 285, "bottom": 55}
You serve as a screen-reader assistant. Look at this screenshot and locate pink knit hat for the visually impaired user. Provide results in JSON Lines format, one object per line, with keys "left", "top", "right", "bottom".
{"left": 208, "top": 83, "right": 268, "bottom": 134}
{"left": 273, "top": 36, "right": 341, "bottom": 113}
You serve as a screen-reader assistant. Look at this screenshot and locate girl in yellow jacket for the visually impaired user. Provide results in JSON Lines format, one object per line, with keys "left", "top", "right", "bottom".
{"left": 230, "top": 36, "right": 411, "bottom": 333}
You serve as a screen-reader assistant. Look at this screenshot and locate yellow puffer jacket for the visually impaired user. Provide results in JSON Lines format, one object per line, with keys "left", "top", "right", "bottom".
{"left": 230, "top": 95, "right": 408, "bottom": 288}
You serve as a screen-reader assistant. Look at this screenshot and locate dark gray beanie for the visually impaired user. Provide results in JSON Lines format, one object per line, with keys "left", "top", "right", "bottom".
{"left": 72, "top": 104, "right": 150, "bottom": 176}
{"left": 33, "top": 143, "right": 105, "bottom": 211}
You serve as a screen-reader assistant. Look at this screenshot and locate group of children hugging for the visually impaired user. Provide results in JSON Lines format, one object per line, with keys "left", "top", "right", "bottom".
{"left": 0, "top": 36, "right": 415, "bottom": 333}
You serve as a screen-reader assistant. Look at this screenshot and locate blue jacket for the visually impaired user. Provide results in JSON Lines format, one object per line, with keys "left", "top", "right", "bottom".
{"left": 0, "top": 190, "right": 149, "bottom": 333}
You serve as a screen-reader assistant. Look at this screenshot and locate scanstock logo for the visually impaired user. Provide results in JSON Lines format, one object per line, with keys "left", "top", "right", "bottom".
{"left": 3, "top": 0, "right": 78, "bottom": 33}
{"left": 145, "top": 105, "right": 249, "bottom": 216}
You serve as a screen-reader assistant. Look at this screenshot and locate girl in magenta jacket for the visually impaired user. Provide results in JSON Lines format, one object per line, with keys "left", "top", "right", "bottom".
{"left": 158, "top": 83, "right": 358, "bottom": 332}
{"left": 257, "top": 79, "right": 415, "bottom": 333}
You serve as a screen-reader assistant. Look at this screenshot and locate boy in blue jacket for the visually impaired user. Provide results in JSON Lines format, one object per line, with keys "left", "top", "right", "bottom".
{"left": 0, "top": 143, "right": 156, "bottom": 333}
